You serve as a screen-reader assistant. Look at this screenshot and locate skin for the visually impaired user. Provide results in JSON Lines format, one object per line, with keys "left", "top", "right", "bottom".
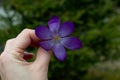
{"left": 0, "top": 29, "right": 51, "bottom": 80}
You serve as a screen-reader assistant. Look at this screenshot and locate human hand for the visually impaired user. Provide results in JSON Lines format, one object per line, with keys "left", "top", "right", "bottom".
{"left": 0, "top": 29, "right": 51, "bottom": 80}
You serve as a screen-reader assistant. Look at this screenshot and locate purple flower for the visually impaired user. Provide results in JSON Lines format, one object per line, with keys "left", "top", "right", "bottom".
{"left": 35, "top": 15, "right": 82, "bottom": 61}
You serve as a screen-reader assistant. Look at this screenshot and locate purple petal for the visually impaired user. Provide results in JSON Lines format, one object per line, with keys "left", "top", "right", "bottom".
{"left": 35, "top": 26, "right": 53, "bottom": 40}
{"left": 53, "top": 43, "right": 66, "bottom": 61}
{"left": 39, "top": 40, "right": 55, "bottom": 50}
{"left": 48, "top": 15, "right": 60, "bottom": 33}
{"left": 59, "top": 22, "right": 74, "bottom": 37}
{"left": 50, "top": 15, "right": 59, "bottom": 20}
{"left": 61, "top": 37, "right": 82, "bottom": 50}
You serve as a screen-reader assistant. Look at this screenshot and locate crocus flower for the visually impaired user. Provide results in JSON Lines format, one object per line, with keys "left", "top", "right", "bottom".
{"left": 35, "top": 15, "right": 82, "bottom": 61}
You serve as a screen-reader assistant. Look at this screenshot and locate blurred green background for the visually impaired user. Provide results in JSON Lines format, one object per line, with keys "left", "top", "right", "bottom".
{"left": 0, "top": 0, "right": 120, "bottom": 80}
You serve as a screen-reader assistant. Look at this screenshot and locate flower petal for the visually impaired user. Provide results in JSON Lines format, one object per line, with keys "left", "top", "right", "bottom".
{"left": 48, "top": 15, "right": 60, "bottom": 33}
{"left": 53, "top": 43, "right": 66, "bottom": 61}
{"left": 39, "top": 40, "right": 55, "bottom": 50}
{"left": 35, "top": 26, "right": 53, "bottom": 40}
{"left": 50, "top": 15, "right": 59, "bottom": 20}
{"left": 61, "top": 37, "right": 82, "bottom": 50}
{"left": 59, "top": 22, "right": 74, "bottom": 37}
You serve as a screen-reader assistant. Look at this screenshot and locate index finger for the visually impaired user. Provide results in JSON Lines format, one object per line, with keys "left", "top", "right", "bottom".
{"left": 14, "top": 29, "right": 40, "bottom": 51}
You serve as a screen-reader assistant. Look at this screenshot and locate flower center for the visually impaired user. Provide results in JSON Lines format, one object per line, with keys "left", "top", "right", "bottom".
{"left": 54, "top": 34, "right": 60, "bottom": 43}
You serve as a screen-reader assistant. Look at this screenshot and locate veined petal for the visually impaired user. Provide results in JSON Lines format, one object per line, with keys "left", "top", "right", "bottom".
{"left": 35, "top": 26, "right": 53, "bottom": 40}
{"left": 59, "top": 22, "right": 74, "bottom": 37}
{"left": 53, "top": 43, "right": 66, "bottom": 61}
{"left": 61, "top": 37, "right": 82, "bottom": 50}
{"left": 39, "top": 40, "right": 55, "bottom": 50}
{"left": 48, "top": 15, "right": 60, "bottom": 33}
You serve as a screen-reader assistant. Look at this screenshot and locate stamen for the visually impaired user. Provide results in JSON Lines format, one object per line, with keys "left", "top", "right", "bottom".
{"left": 54, "top": 35, "right": 60, "bottom": 43}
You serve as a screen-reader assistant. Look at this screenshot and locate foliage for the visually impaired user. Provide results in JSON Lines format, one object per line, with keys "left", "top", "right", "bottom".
{"left": 84, "top": 60, "right": 120, "bottom": 80}
{"left": 0, "top": 0, "right": 120, "bottom": 80}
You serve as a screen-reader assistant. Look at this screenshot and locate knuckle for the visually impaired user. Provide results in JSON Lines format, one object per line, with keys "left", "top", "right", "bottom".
{"left": 21, "top": 29, "right": 34, "bottom": 36}
{"left": 23, "top": 28, "right": 29, "bottom": 31}
{"left": 23, "top": 28, "right": 32, "bottom": 33}
{"left": 6, "top": 38, "right": 14, "bottom": 44}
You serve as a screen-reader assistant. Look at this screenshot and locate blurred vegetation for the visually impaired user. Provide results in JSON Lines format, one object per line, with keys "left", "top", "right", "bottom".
{"left": 0, "top": 0, "right": 120, "bottom": 80}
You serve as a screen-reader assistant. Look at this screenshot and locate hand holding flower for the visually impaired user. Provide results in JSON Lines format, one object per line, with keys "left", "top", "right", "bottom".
{"left": 35, "top": 15, "right": 82, "bottom": 61}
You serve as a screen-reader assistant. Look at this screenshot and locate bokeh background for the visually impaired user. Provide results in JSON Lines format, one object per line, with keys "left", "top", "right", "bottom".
{"left": 0, "top": 0, "right": 120, "bottom": 80}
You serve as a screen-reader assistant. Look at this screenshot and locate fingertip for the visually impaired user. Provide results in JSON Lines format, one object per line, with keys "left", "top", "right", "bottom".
{"left": 23, "top": 52, "right": 34, "bottom": 60}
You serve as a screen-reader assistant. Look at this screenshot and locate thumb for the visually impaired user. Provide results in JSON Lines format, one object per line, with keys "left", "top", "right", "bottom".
{"left": 33, "top": 47, "right": 51, "bottom": 69}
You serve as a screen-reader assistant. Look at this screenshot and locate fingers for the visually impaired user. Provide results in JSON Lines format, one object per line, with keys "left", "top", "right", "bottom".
{"left": 3, "top": 28, "right": 51, "bottom": 69}
{"left": 15, "top": 29, "right": 40, "bottom": 50}
{"left": 33, "top": 47, "right": 51, "bottom": 69}
{"left": 3, "top": 29, "right": 40, "bottom": 59}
